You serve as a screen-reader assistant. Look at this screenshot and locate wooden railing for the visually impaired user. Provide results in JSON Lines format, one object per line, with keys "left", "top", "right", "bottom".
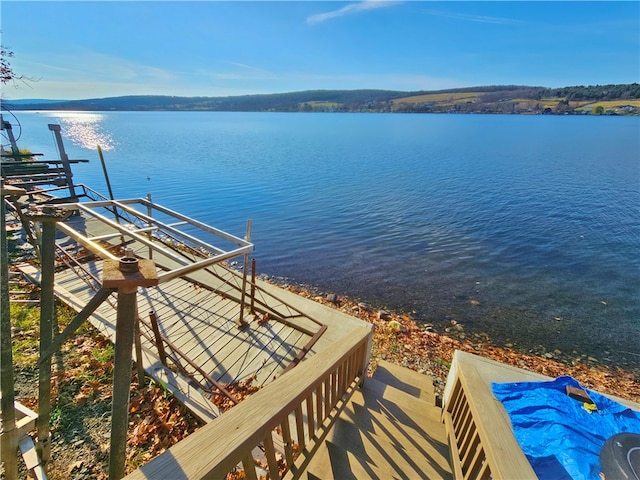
{"left": 125, "top": 323, "right": 373, "bottom": 480}
{"left": 442, "top": 351, "right": 537, "bottom": 480}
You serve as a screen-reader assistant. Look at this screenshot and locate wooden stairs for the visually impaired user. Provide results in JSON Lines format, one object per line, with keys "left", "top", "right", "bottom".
{"left": 303, "top": 360, "right": 453, "bottom": 479}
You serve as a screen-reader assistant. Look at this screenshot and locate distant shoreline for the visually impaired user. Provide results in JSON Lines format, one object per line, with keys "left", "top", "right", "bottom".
{"left": 4, "top": 83, "right": 640, "bottom": 116}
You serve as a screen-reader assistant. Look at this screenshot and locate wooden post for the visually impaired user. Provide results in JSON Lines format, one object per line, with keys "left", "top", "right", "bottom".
{"left": 0, "top": 185, "right": 25, "bottom": 479}
{"left": 36, "top": 221, "right": 55, "bottom": 465}
{"left": 1, "top": 115, "right": 21, "bottom": 155}
{"left": 48, "top": 124, "right": 77, "bottom": 198}
{"left": 25, "top": 205, "right": 71, "bottom": 469}
{"left": 103, "top": 251, "right": 157, "bottom": 480}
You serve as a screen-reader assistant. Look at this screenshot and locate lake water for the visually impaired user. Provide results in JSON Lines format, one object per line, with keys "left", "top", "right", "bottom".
{"left": 6, "top": 111, "right": 640, "bottom": 367}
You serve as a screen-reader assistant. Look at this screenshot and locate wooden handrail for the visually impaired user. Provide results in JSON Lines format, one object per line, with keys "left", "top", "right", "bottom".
{"left": 443, "top": 352, "right": 537, "bottom": 480}
{"left": 125, "top": 324, "right": 372, "bottom": 480}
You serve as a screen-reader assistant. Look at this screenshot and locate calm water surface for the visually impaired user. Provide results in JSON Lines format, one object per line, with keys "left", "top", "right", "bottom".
{"left": 8, "top": 111, "right": 640, "bottom": 366}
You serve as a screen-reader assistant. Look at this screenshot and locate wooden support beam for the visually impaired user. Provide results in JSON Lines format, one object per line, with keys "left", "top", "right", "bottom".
{"left": 1, "top": 183, "right": 22, "bottom": 479}
{"left": 103, "top": 254, "right": 158, "bottom": 480}
{"left": 24, "top": 206, "right": 71, "bottom": 469}
{"left": 38, "top": 288, "right": 114, "bottom": 364}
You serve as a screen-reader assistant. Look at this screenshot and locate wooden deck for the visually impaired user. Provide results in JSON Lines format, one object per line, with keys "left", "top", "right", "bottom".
{"left": 19, "top": 257, "right": 327, "bottom": 423}
{"left": 17, "top": 200, "right": 371, "bottom": 424}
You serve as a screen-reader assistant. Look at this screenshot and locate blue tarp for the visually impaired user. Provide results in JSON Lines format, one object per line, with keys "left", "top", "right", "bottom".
{"left": 492, "top": 376, "right": 640, "bottom": 480}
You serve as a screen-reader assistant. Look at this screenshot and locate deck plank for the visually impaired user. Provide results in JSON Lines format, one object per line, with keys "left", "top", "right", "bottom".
{"left": 20, "top": 257, "right": 321, "bottom": 420}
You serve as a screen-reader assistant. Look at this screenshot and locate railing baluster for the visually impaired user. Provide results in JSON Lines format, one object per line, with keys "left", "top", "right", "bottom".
{"left": 457, "top": 403, "right": 472, "bottom": 442}
{"left": 281, "top": 418, "right": 294, "bottom": 468}
{"left": 450, "top": 380, "right": 465, "bottom": 420}
{"left": 349, "top": 349, "right": 357, "bottom": 382}
{"left": 459, "top": 413, "right": 477, "bottom": 459}
{"left": 478, "top": 458, "right": 491, "bottom": 480}
{"left": 294, "top": 405, "right": 305, "bottom": 450}
{"left": 306, "top": 394, "right": 315, "bottom": 441}
{"left": 323, "top": 378, "right": 331, "bottom": 418}
{"left": 464, "top": 444, "right": 484, "bottom": 480}
{"left": 462, "top": 432, "right": 481, "bottom": 473}
{"left": 329, "top": 370, "right": 336, "bottom": 408}
{"left": 315, "top": 385, "right": 323, "bottom": 427}
{"left": 241, "top": 452, "right": 258, "bottom": 480}
{"left": 263, "top": 433, "right": 280, "bottom": 480}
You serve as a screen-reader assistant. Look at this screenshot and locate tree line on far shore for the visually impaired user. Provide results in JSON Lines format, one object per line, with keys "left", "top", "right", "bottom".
{"left": 4, "top": 83, "right": 639, "bottom": 115}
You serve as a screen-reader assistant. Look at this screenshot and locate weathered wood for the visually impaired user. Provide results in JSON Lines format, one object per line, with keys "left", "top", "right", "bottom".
{"left": 103, "top": 257, "right": 158, "bottom": 480}
{"left": 44, "top": 263, "right": 313, "bottom": 388}
{"left": 102, "top": 259, "right": 158, "bottom": 289}
{"left": 18, "top": 435, "right": 41, "bottom": 470}
{"left": 1, "top": 186, "right": 19, "bottom": 479}
{"left": 48, "top": 124, "right": 77, "bottom": 197}
{"left": 281, "top": 418, "right": 294, "bottom": 468}
{"left": 38, "top": 288, "right": 114, "bottom": 364}
{"left": 294, "top": 405, "right": 305, "bottom": 450}
{"left": 305, "top": 394, "right": 315, "bottom": 441}
{"left": 37, "top": 220, "right": 57, "bottom": 464}
{"left": 108, "top": 288, "right": 138, "bottom": 480}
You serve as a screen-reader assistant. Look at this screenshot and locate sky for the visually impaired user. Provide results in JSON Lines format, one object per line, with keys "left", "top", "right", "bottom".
{"left": 1, "top": 1, "right": 639, "bottom": 100}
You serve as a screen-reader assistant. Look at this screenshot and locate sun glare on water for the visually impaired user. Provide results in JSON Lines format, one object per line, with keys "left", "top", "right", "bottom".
{"left": 44, "top": 112, "right": 115, "bottom": 151}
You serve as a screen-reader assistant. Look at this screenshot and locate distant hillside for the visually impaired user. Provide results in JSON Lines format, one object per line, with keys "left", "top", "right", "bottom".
{"left": 4, "top": 84, "right": 639, "bottom": 115}
{"left": 2, "top": 98, "right": 67, "bottom": 105}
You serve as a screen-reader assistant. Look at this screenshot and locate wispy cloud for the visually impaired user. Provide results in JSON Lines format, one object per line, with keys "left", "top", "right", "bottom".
{"left": 422, "top": 9, "right": 523, "bottom": 26}
{"left": 19, "top": 49, "right": 177, "bottom": 84}
{"left": 225, "top": 61, "right": 274, "bottom": 76}
{"left": 307, "top": 1, "right": 400, "bottom": 25}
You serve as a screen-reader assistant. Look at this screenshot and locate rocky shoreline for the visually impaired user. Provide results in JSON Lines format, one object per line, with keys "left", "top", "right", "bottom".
{"left": 261, "top": 275, "right": 640, "bottom": 404}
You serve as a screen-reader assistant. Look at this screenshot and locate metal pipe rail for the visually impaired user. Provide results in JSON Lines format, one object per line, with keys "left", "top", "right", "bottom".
{"left": 50, "top": 198, "right": 255, "bottom": 285}
{"left": 124, "top": 324, "right": 372, "bottom": 480}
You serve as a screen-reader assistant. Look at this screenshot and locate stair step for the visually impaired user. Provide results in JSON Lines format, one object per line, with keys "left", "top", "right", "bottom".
{"left": 359, "top": 377, "right": 442, "bottom": 424}
{"left": 342, "top": 385, "right": 449, "bottom": 455}
{"left": 372, "top": 359, "right": 436, "bottom": 402}
{"left": 304, "top": 439, "right": 405, "bottom": 480}
{"left": 306, "top": 378, "right": 452, "bottom": 479}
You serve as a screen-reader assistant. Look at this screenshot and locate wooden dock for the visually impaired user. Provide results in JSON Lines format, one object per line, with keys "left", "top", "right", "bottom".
{"left": 19, "top": 256, "right": 332, "bottom": 423}
{"left": 16, "top": 198, "right": 371, "bottom": 424}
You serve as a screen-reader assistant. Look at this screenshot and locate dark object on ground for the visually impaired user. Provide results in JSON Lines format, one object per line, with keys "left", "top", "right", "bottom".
{"left": 600, "top": 432, "right": 640, "bottom": 480}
